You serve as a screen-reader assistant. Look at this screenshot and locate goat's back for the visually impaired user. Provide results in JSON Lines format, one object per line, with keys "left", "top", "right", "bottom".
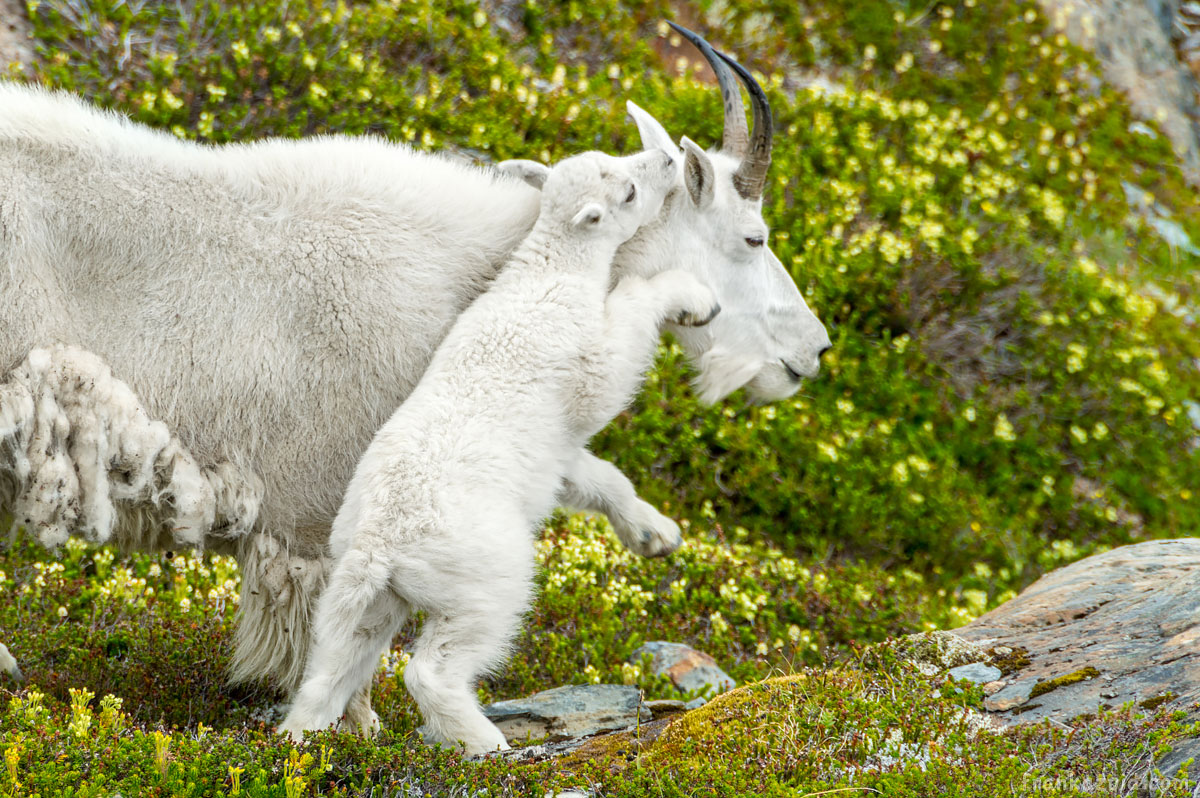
{"left": 0, "top": 84, "right": 542, "bottom": 551}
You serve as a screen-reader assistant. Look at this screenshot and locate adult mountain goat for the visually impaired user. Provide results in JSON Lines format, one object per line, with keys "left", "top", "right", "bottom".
{"left": 282, "top": 148, "right": 720, "bottom": 752}
{"left": 0, "top": 26, "right": 829, "bottom": 721}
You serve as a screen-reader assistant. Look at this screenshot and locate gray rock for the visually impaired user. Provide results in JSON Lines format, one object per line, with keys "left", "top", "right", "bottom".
{"left": 482, "top": 685, "right": 650, "bottom": 743}
{"left": 1185, "top": 399, "right": 1200, "bottom": 430}
{"left": 947, "top": 662, "right": 1003, "bottom": 685}
{"left": 1037, "top": 0, "right": 1200, "bottom": 183}
{"left": 1121, "top": 180, "right": 1200, "bottom": 254}
{"left": 684, "top": 697, "right": 707, "bottom": 710}
{"left": 984, "top": 681, "right": 1035, "bottom": 712}
{"left": 0, "top": 0, "right": 32, "bottom": 71}
{"left": 958, "top": 539, "right": 1200, "bottom": 725}
{"left": 897, "top": 630, "right": 992, "bottom": 675}
{"left": 1149, "top": 215, "right": 1200, "bottom": 254}
{"left": 631, "top": 641, "right": 736, "bottom": 697}
{"left": 1129, "top": 120, "right": 1160, "bottom": 137}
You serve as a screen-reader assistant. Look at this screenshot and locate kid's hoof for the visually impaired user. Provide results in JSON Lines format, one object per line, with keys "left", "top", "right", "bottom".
{"left": 640, "top": 528, "right": 682, "bottom": 557}
{"left": 676, "top": 302, "right": 721, "bottom": 327}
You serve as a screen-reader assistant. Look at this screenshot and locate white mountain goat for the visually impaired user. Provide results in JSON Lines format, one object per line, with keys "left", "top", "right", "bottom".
{"left": 0, "top": 27, "right": 829, "bottom": 720}
{"left": 280, "top": 148, "right": 720, "bottom": 752}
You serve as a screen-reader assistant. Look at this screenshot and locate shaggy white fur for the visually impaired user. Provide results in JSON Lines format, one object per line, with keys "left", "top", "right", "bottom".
{"left": 279, "top": 149, "right": 719, "bottom": 753}
{"left": 0, "top": 344, "right": 261, "bottom": 551}
{"left": 0, "top": 643, "right": 21, "bottom": 682}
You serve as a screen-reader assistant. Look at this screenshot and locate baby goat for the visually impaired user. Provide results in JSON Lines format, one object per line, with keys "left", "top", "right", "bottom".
{"left": 279, "top": 148, "right": 719, "bottom": 753}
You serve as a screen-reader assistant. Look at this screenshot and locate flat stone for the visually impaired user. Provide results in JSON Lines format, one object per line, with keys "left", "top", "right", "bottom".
{"left": 947, "top": 663, "right": 1003, "bottom": 685}
{"left": 495, "top": 717, "right": 674, "bottom": 765}
{"left": 482, "top": 685, "right": 650, "bottom": 743}
{"left": 984, "top": 681, "right": 1035, "bottom": 712}
{"left": 957, "top": 539, "right": 1200, "bottom": 726}
{"left": 632, "top": 641, "right": 736, "bottom": 697}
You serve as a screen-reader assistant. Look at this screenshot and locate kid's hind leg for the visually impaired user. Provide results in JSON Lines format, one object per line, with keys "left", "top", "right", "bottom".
{"left": 279, "top": 550, "right": 408, "bottom": 742}
{"left": 403, "top": 559, "right": 533, "bottom": 755}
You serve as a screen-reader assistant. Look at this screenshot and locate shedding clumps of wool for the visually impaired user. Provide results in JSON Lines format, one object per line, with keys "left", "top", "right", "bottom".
{"left": 0, "top": 344, "right": 262, "bottom": 551}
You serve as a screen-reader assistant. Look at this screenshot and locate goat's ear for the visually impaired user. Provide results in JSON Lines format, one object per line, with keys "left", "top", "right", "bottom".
{"left": 680, "top": 136, "right": 714, "bottom": 209}
{"left": 627, "top": 100, "right": 679, "bottom": 157}
{"left": 571, "top": 202, "right": 605, "bottom": 228}
{"left": 497, "top": 159, "right": 550, "bottom": 190}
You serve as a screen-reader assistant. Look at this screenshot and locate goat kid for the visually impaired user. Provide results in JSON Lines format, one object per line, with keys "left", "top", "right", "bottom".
{"left": 279, "top": 148, "right": 719, "bottom": 754}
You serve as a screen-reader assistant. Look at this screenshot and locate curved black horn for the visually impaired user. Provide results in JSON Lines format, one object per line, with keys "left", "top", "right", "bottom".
{"left": 717, "top": 50, "right": 773, "bottom": 200}
{"left": 666, "top": 21, "right": 749, "bottom": 158}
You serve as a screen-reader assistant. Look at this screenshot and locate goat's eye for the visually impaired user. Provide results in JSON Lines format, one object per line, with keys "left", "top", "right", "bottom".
{"left": 745, "top": 236, "right": 764, "bottom": 248}
{"left": 625, "top": 184, "right": 637, "bottom": 203}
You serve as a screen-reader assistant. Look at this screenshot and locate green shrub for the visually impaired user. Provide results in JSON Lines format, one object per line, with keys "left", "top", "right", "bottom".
{"left": 3, "top": 0, "right": 1199, "bottom": 791}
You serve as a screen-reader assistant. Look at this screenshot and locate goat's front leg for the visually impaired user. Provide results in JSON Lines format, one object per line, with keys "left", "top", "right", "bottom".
{"left": 560, "top": 449, "right": 682, "bottom": 557}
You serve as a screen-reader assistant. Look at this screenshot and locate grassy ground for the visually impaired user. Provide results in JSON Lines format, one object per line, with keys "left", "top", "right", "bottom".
{"left": 2, "top": 0, "right": 1199, "bottom": 794}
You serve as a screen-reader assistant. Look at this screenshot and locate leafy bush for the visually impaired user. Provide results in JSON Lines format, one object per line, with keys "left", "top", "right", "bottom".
{"left": 3, "top": 0, "right": 1200, "bottom": 792}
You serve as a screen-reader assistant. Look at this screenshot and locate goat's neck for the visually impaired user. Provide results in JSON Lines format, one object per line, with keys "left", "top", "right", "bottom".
{"left": 507, "top": 223, "right": 615, "bottom": 285}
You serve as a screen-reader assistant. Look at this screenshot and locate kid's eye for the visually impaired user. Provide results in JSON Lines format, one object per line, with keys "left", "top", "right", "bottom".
{"left": 625, "top": 184, "right": 637, "bottom": 203}
{"left": 745, "top": 236, "right": 764, "bottom": 248}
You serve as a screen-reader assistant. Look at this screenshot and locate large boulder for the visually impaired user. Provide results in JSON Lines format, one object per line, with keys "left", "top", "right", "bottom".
{"left": 954, "top": 539, "right": 1200, "bottom": 769}
{"left": 956, "top": 539, "right": 1200, "bottom": 722}
{"left": 1036, "top": 0, "right": 1200, "bottom": 182}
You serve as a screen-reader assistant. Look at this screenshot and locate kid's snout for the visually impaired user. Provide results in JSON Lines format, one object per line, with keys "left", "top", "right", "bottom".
{"left": 636, "top": 149, "right": 679, "bottom": 193}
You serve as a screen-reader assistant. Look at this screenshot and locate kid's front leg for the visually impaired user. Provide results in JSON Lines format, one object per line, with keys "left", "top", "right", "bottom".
{"left": 603, "top": 271, "right": 721, "bottom": 354}
{"left": 594, "top": 272, "right": 721, "bottom": 405}
{"left": 560, "top": 449, "right": 682, "bottom": 558}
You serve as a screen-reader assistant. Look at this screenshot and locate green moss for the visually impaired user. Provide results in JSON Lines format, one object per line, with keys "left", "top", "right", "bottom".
{"left": 988, "top": 646, "right": 1032, "bottom": 676}
{"left": 1139, "top": 692, "right": 1176, "bottom": 711}
{"left": 1029, "top": 666, "right": 1101, "bottom": 698}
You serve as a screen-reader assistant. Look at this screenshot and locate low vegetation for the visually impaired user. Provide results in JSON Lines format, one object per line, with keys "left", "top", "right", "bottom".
{"left": 2, "top": 0, "right": 1198, "bottom": 794}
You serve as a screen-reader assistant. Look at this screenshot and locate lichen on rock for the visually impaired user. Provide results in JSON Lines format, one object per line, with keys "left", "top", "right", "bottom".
{"left": 895, "top": 630, "right": 992, "bottom": 675}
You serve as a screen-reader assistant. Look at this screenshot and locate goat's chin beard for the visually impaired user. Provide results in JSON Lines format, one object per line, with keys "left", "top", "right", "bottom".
{"left": 692, "top": 347, "right": 768, "bottom": 405}
{"left": 742, "top": 367, "right": 804, "bottom": 404}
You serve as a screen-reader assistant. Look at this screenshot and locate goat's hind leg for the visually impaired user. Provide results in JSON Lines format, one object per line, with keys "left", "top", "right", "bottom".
{"left": 405, "top": 612, "right": 515, "bottom": 755}
{"left": 279, "top": 549, "right": 407, "bottom": 742}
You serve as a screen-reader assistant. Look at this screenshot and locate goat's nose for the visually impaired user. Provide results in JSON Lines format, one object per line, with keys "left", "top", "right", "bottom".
{"left": 817, "top": 344, "right": 833, "bottom": 360}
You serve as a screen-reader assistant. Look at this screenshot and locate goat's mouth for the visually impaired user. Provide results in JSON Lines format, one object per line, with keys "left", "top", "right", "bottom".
{"left": 781, "top": 359, "right": 803, "bottom": 382}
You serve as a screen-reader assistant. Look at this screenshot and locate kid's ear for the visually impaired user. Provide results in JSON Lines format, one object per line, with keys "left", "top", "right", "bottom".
{"left": 496, "top": 159, "right": 550, "bottom": 189}
{"left": 571, "top": 202, "right": 605, "bottom": 228}
{"left": 626, "top": 100, "right": 679, "bottom": 157}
